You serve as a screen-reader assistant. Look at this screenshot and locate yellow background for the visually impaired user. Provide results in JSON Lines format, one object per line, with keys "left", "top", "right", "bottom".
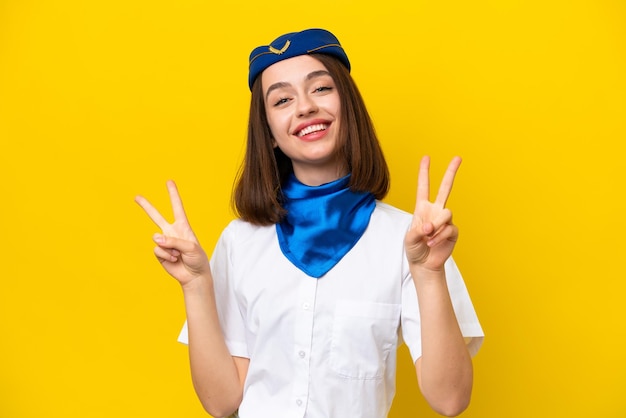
{"left": 1, "top": 0, "right": 625, "bottom": 417}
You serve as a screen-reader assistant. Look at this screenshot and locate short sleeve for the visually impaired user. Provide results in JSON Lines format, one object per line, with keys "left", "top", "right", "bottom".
{"left": 401, "top": 257, "right": 484, "bottom": 363}
{"left": 177, "top": 223, "right": 250, "bottom": 358}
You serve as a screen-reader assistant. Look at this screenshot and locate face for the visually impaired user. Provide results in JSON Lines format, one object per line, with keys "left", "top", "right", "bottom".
{"left": 261, "top": 54, "right": 344, "bottom": 186}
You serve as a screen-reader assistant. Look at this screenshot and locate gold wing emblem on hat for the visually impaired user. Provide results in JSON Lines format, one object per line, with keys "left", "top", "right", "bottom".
{"left": 269, "top": 40, "right": 291, "bottom": 55}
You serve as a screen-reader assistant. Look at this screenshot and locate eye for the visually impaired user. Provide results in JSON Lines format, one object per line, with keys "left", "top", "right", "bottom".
{"left": 273, "top": 97, "right": 289, "bottom": 107}
{"left": 314, "top": 86, "right": 333, "bottom": 93}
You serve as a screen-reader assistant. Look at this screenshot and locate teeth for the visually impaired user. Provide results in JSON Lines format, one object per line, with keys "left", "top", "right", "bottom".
{"left": 297, "top": 123, "right": 327, "bottom": 137}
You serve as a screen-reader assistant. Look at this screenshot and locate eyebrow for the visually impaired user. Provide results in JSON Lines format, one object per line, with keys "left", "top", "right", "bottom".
{"left": 265, "top": 70, "right": 332, "bottom": 101}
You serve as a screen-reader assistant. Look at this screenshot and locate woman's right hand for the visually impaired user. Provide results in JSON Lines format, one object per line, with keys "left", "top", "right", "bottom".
{"left": 135, "top": 180, "right": 210, "bottom": 287}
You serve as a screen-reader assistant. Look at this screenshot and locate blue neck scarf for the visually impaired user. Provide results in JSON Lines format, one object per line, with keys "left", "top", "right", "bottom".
{"left": 276, "top": 174, "right": 376, "bottom": 278}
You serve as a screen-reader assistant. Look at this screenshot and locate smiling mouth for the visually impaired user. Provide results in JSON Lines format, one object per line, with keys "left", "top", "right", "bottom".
{"left": 296, "top": 123, "right": 328, "bottom": 137}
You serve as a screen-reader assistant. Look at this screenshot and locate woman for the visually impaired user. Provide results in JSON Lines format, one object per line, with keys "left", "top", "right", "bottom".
{"left": 136, "top": 28, "right": 483, "bottom": 418}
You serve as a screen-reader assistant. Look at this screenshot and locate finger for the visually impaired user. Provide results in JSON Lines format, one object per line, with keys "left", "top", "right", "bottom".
{"left": 154, "top": 246, "right": 180, "bottom": 263}
{"left": 153, "top": 242, "right": 181, "bottom": 257}
{"left": 435, "top": 156, "right": 462, "bottom": 207}
{"left": 421, "top": 221, "right": 436, "bottom": 237}
{"left": 428, "top": 208, "right": 453, "bottom": 235}
{"left": 405, "top": 224, "right": 428, "bottom": 248}
{"left": 427, "top": 224, "right": 458, "bottom": 247}
{"left": 166, "top": 180, "right": 190, "bottom": 222}
{"left": 153, "top": 233, "right": 197, "bottom": 254}
{"left": 416, "top": 156, "right": 431, "bottom": 204}
{"left": 135, "top": 195, "right": 169, "bottom": 229}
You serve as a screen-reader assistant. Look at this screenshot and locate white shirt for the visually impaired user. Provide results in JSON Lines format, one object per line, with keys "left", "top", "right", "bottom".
{"left": 179, "top": 202, "right": 484, "bottom": 418}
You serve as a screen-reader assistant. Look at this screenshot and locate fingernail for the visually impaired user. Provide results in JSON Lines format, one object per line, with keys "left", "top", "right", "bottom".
{"left": 153, "top": 234, "right": 165, "bottom": 244}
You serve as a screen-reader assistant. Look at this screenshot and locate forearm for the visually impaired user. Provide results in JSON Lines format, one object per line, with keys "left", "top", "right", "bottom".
{"left": 182, "top": 275, "right": 244, "bottom": 417}
{"left": 412, "top": 267, "right": 473, "bottom": 417}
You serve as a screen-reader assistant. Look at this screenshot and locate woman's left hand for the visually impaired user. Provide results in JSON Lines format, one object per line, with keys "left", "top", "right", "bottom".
{"left": 404, "top": 156, "right": 462, "bottom": 272}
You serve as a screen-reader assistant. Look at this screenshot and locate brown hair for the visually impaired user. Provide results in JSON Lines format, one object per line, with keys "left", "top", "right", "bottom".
{"left": 233, "top": 54, "right": 390, "bottom": 225}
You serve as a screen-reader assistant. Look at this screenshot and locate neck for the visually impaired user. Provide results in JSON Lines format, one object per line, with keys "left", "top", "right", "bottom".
{"left": 292, "top": 164, "right": 349, "bottom": 186}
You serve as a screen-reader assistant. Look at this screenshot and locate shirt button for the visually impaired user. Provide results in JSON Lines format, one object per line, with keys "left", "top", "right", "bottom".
{"left": 296, "top": 399, "right": 303, "bottom": 406}
{"left": 302, "top": 303, "right": 310, "bottom": 310}
{"left": 298, "top": 351, "right": 306, "bottom": 358}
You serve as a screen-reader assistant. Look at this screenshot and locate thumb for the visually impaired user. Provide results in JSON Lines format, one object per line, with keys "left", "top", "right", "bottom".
{"left": 153, "top": 233, "right": 197, "bottom": 254}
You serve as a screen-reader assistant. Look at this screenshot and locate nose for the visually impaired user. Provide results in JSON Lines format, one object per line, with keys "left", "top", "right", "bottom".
{"left": 296, "top": 95, "right": 318, "bottom": 117}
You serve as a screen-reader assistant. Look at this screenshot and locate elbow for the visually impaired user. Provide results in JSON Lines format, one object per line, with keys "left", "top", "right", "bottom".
{"left": 417, "top": 356, "right": 474, "bottom": 416}
{"left": 197, "top": 392, "right": 242, "bottom": 418}
{"left": 191, "top": 374, "right": 244, "bottom": 418}
{"left": 429, "top": 391, "right": 471, "bottom": 417}
{"left": 422, "top": 378, "right": 472, "bottom": 417}
{"left": 201, "top": 402, "right": 239, "bottom": 418}
{"left": 434, "top": 403, "right": 469, "bottom": 417}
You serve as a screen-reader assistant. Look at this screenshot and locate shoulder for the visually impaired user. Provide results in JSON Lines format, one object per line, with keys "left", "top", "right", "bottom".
{"left": 218, "top": 218, "right": 277, "bottom": 247}
{"left": 359, "top": 201, "right": 413, "bottom": 244}
{"left": 372, "top": 201, "right": 412, "bottom": 227}
{"left": 211, "top": 219, "right": 282, "bottom": 275}
{"left": 374, "top": 201, "right": 412, "bottom": 218}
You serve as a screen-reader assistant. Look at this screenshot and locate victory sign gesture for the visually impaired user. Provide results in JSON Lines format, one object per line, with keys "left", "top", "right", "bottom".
{"left": 135, "top": 181, "right": 210, "bottom": 287}
{"left": 405, "top": 156, "right": 462, "bottom": 272}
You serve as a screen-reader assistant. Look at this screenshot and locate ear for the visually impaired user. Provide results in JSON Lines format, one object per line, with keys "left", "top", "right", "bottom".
{"left": 271, "top": 137, "right": 278, "bottom": 148}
